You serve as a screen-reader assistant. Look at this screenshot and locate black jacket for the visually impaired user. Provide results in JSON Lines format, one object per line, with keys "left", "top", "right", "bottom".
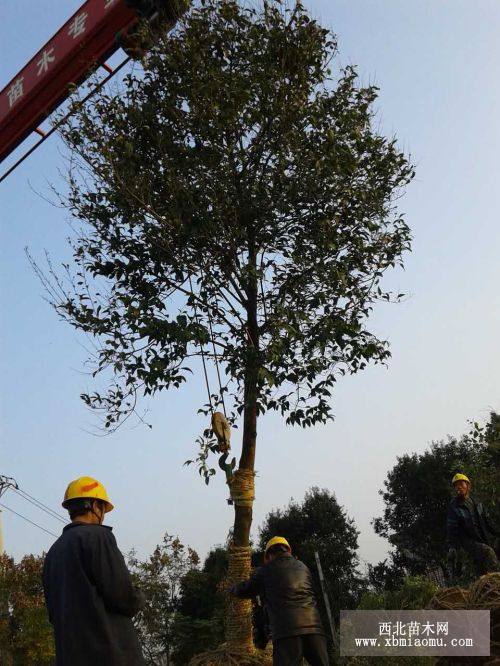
{"left": 232, "top": 553, "right": 324, "bottom": 641}
{"left": 43, "top": 522, "right": 145, "bottom": 666}
{"left": 446, "top": 496, "right": 499, "bottom": 549}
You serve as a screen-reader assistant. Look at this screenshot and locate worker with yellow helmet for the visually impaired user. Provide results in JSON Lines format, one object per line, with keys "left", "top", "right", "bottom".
{"left": 230, "top": 536, "right": 328, "bottom": 665}
{"left": 446, "top": 472, "right": 500, "bottom": 577}
{"left": 42, "top": 477, "right": 145, "bottom": 665}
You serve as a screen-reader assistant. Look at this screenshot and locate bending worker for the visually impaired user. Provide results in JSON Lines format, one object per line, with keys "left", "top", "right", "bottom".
{"left": 231, "top": 536, "right": 328, "bottom": 666}
{"left": 447, "top": 473, "right": 500, "bottom": 576}
{"left": 42, "top": 476, "right": 145, "bottom": 665}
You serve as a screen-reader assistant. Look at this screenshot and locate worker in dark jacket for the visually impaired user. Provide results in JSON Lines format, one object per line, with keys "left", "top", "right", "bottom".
{"left": 231, "top": 536, "right": 328, "bottom": 666}
{"left": 43, "top": 476, "right": 145, "bottom": 666}
{"left": 447, "top": 473, "right": 500, "bottom": 576}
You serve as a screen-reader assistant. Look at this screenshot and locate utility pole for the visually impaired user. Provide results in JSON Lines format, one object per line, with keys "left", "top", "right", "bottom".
{"left": 0, "top": 509, "right": 4, "bottom": 554}
{"left": 0, "top": 476, "right": 17, "bottom": 666}
{"left": 0, "top": 475, "right": 19, "bottom": 553}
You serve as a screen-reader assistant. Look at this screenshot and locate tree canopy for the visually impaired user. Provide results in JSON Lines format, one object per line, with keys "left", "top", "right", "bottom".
{"left": 39, "top": 0, "right": 414, "bottom": 442}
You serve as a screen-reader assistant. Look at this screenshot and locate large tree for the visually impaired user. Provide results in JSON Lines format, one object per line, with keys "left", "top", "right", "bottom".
{"left": 37, "top": 0, "right": 413, "bottom": 660}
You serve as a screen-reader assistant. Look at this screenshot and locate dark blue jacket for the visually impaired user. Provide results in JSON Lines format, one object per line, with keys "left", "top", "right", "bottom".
{"left": 232, "top": 553, "right": 324, "bottom": 640}
{"left": 446, "top": 496, "right": 499, "bottom": 549}
{"left": 43, "top": 522, "right": 145, "bottom": 666}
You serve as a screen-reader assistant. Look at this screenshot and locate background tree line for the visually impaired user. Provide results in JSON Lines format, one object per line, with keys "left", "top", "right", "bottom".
{"left": 1, "top": 411, "right": 497, "bottom": 664}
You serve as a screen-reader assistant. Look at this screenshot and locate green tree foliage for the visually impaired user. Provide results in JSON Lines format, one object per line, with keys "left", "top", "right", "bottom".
{"left": 472, "top": 412, "right": 500, "bottom": 524}
{"left": 171, "top": 547, "right": 228, "bottom": 664}
{"left": 259, "top": 487, "right": 365, "bottom": 620}
{"left": 345, "top": 576, "right": 437, "bottom": 666}
{"left": 0, "top": 553, "right": 55, "bottom": 665}
{"left": 128, "top": 541, "right": 227, "bottom": 664}
{"left": 372, "top": 412, "right": 500, "bottom": 586}
{"left": 366, "top": 554, "right": 406, "bottom": 594}
{"left": 357, "top": 576, "right": 438, "bottom": 611}
{"left": 348, "top": 578, "right": 438, "bottom": 666}
{"left": 128, "top": 533, "right": 199, "bottom": 665}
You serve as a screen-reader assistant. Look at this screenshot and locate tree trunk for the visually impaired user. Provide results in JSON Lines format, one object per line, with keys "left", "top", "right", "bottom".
{"left": 226, "top": 249, "right": 259, "bottom": 655}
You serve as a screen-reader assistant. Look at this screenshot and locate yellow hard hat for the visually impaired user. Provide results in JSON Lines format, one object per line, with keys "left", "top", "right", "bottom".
{"left": 452, "top": 473, "right": 471, "bottom": 486}
{"left": 265, "top": 536, "right": 291, "bottom": 554}
{"left": 62, "top": 476, "right": 114, "bottom": 512}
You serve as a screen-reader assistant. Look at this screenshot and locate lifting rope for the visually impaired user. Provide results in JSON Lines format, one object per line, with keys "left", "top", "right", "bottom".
{"left": 187, "top": 273, "right": 236, "bottom": 483}
{"left": 187, "top": 273, "right": 227, "bottom": 418}
{"left": 186, "top": 274, "right": 256, "bottom": 508}
{"left": 188, "top": 274, "right": 214, "bottom": 416}
{"left": 206, "top": 293, "right": 227, "bottom": 419}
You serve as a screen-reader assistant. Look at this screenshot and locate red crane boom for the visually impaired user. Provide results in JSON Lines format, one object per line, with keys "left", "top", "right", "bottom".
{"left": 0, "top": 0, "right": 183, "bottom": 165}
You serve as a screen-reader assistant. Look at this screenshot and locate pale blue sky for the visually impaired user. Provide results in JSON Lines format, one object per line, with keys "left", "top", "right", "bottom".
{"left": 1, "top": 1, "right": 499, "bottom": 569}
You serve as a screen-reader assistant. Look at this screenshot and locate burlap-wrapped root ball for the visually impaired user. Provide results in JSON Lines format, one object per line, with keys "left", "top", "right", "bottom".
{"left": 467, "top": 573, "right": 500, "bottom": 610}
{"left": 428, "top": 572, "right": 500, "bottom": 662}
{"left": 428, "top": 586, "right": 470, "bottom": 610}
{"left": 189, "top": 645, "right": 272, "bottom": 666}
{"left": 467, "top": 573, "right": 500, "bottom": 657}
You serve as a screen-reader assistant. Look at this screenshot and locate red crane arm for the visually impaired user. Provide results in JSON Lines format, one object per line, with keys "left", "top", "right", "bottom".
{"left": 0, "top": 0, "right": 176, "bottom": 164}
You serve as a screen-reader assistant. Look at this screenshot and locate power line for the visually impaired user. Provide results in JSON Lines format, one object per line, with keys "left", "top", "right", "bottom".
{"left": 0, "top": 502, "right": 58, "bottom": 539}
{"left": 1, "top": 474, "right": 66, "bottom": 523}
{"left": 1, "top": 474, "right": 67, "bottom": 529}
{"left": 13, "top": 488, "right": 66, "bottom": 524}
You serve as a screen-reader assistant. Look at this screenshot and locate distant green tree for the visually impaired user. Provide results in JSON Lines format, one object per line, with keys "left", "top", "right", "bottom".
{"left": 259, "top": 488, "right": 365, "bottom": 628}
{"left": 472, "top": 412, "right": 500, "bottom": 525}
{"left": 0, "top": 553, "right": 55, "bottom": 665}
{"left": 373, "top": 412, "right": 500, "bottom": 584}
{"left": 366, "top": 554, "right": 405, "bottom": 594}
{"left": 349, "top": 577, "right": 438, "bottom": 666}
{"left": 171, "top": 547, "right": 228, "bottom": 664}
{"left": 357, "top": 576, "right": 438, "bottom": 610}
{"left": 128, "top": 533, "right": 199, "bottom": 665}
